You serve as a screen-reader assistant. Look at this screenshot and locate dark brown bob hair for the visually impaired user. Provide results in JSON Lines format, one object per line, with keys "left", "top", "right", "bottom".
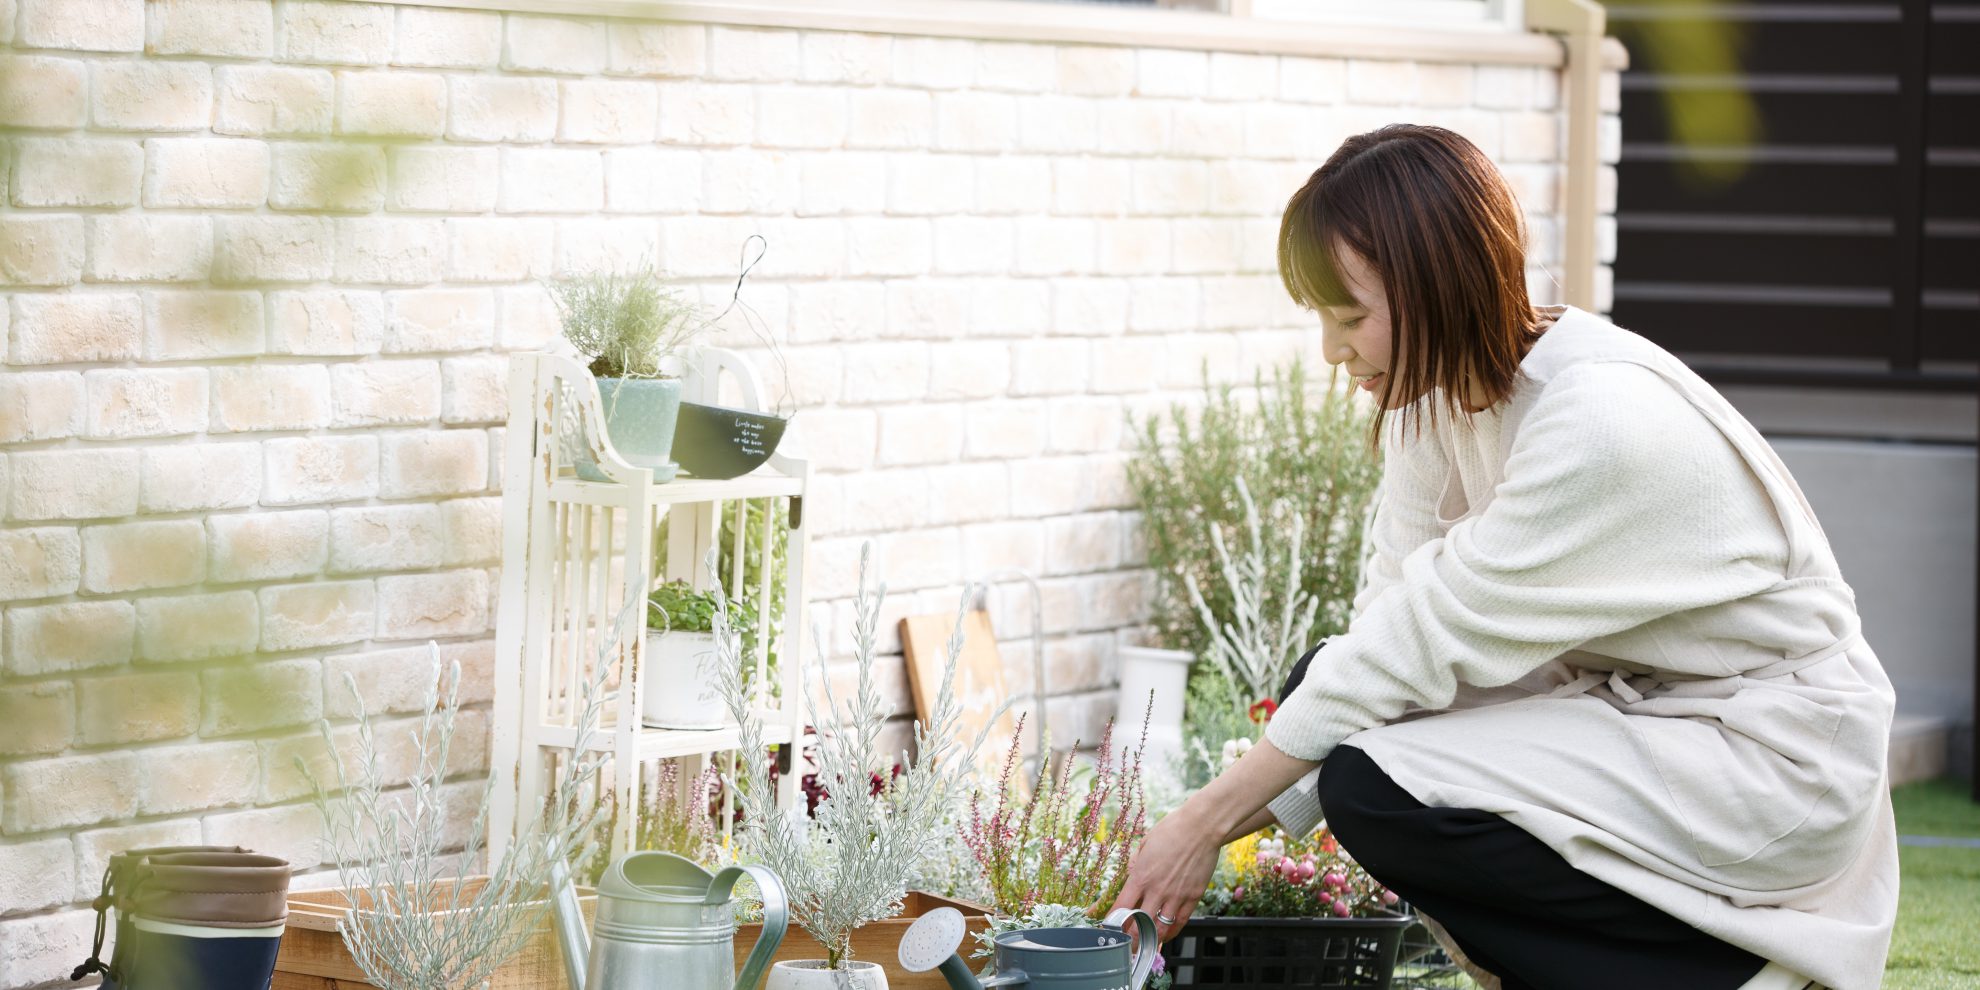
{"left": 1278, "top": 123, "right": 1547, "bottom": 455}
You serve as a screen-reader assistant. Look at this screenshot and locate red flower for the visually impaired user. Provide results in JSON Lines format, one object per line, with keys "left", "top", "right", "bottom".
{"left": 1247, "top": 699, "right": 1278, "bottom": 723}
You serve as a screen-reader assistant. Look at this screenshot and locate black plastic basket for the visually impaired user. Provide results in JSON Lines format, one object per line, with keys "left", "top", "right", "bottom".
{"left": 1160, "top": 912, "right": 1414, "bottom": 990}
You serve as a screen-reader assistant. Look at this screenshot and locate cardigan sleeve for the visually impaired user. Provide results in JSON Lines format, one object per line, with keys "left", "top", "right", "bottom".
{"left": 1264, "top": 361, "right": 1790, "bottom": 763}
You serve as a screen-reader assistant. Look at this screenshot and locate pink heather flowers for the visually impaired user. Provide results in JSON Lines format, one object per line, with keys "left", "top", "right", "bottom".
{"left": 962, "top": 706, "right": 1152, "bottom": 918}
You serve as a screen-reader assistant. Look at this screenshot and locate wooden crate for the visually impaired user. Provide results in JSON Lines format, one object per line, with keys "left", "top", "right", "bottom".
{"left": 735, "top": 892, "right": 995, "bottom": 990}
{"left": 274, "top": 878, "right": 593, "bottom": 990}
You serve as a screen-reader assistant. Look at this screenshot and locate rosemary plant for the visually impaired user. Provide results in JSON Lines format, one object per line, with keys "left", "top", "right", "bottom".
{"left": 713, "top": 544, "right": 999, "bottom": 975}
{"left": 306, "top": 620, "right": 615, "bottom": 990}
{"left": 1183, "top": 476, "right": 1322, "bottom": 717}
{"left": 552, "top": 266, "right": 703, "bottom": 380}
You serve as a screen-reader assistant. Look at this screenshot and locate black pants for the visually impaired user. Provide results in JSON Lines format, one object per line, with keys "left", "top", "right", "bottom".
{"left": 1279, "top": 643, "right": 1769, "bottom": 990}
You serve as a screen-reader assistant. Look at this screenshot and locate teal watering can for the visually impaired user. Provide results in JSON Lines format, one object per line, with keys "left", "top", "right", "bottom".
{"left": 898, "top": 907, "right": 1161, "bottom": 990}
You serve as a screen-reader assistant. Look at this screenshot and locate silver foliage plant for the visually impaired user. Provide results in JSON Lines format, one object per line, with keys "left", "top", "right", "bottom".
{"left": 713, "top": 544, "right": 1000, "bottom": 974}
{"left": 1183, "top": 475, "right": 1322, "bottom": 711}
{"left": 305, "top": 622, "right": 616, "bottom": 990}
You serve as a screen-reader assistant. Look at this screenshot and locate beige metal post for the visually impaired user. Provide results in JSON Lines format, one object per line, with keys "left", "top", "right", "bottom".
{"left": 1525, "top": 0, "right": 1605, "bottom": 311}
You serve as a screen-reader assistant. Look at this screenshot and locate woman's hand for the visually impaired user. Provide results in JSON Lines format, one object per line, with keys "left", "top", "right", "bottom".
{"left": 1108, "top": 802, "right": 1223, "bottom": 944}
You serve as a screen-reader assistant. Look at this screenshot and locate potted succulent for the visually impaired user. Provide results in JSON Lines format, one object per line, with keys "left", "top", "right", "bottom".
{"left": 644, "top": 580, "right": 757, "bottom": 730}
{"left": 713, "top": 544, "right": 998, "bottom": 990}
{"left": 553, "top": 268, "right": 705, "bottom": 484}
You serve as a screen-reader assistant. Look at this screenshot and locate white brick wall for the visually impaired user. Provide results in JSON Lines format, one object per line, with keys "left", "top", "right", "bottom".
{"left": 0, "top": 2, "right": 1615, "bottom": 981}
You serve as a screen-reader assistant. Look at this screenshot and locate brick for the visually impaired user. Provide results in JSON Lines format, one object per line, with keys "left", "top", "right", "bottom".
{"left": 699, "top": 148, "right": 798, "bottom": 215}
{"left": 262, "top": 435, "right": 376, "bottom": 505}
{"left": 268, "top": 289, "right": 386, "bottom": 356}
{"left": 135, "top": 741, "right": 256, "bottom": 815}
{"left": 141, "top": 442, "right": 261, "bottom": 512}
{"left": 883, "top": 278, "right": 969, "bottom": 341}
{"left": 1137, "top": 48, "right": 1207, "bottom": 98}
{"left": 215, "top": 65, "right": 334, "bottom": 136}
{"left": 369, "top": 563, "right": 486, "bottom": 638}
{"left": 0, "top": 683, "right": 73, "bottom": 756}
{"left": 10, "top": 137, "right": 141, "bottom": 208}
{"left": 135, "top": 590, "right": 259, "bottom": 662}
{"left": 1014, "top": 94, "right": 1097, "bottom": 154}
{"left": 335, "top": 217, "right": 444, "bottom": 284}
{"left": 394, "top": 6, "right": 499, "bottom": 67}
{"left": 85, "top": 214, "right": 212, "bottom": 283}
{"left": 800, "top": 30, "right": 887, "bottom": 84}
{"left": 91, "top": 60, "right": 211, "bottom": 131}
{"left": 1095, "top": 98, "right": 1167, "bottom": 155}
{"left": 757, "top": 85, "right": 847, "bottom": 149}
{"left": 603, "top": 147, "right": 701, "bottom": 214}
{"left": 3, "top": 753, "right": 139, "bottom": 833}
{"left": 437, "top": 496, "right": 500, "bottom": 565}
{"left": 846, "top": 218, "right": 930, "bottom": 277}
{"left": 447, "top": 75, "right": 557, "bottom": 142}
{"left": 4, "top": 597, "right": 132, "bottom": 677}
{"left": 379, "top": 430, "right": 487, "bottom": 498}
{"left": 0, "top": 908, "right": 98, "bottom": 988}
{"left": 1057, "top": 45, "right": 1134, "bottom": 97}
{"left": 977, "top": 40, "right": 1056, "bottom": 93}
{"left": 560, "top": 79, "right": 658, "bottom": 144}
{"left": 278, "top": 0, "right": 392, "bottom": 65}
{"left": 1419, "top": 62, "right": 1474, "bottom": 107}
{"left": 271, "top": 142, "right": 387, "bottom": 212}
{"left": 1281, "top": 56, "right": 1345, "bottom": 103}
{"left": 892, "top": 36, "right": 973, "bottom": 89}
{"left": 82, "top": 368, "right": 207, "bottom": 439}
{"left": 706, "top": 26, "right": 798, "bottom": 81}
{"left": 19, "top": 0, "right": 141, "bottom": 51}
{"left": 970, "top": 279, "right": 1050, "bottom": 337}
{"left": 0, "top": 215, "right": 85, "bottom": 288}
{"left": 446, "top": 218, "right": 551, "bottom": 282}
{"left": 206, "top": 509, "right": 328, "bottom": 583}
{"left": 79, "top": 520, "right": 204, "bottom": 596}
{"left": 388, "top": 145, "right": 497, "bottom": 213}
{"left": 1012, "top": 338, "right": 1090, "bottom": 397}
{"left": 72, "top": 820, "right": 202, "bottom": 901}
{"left": 1179, "top": 101, "right": 1248, "bottom": 157}
{"left": 203, "top": 657, "right": 322, "bottom": 735}
{"left": 1131, "top": 160, "right": 1209, "bottom": 215}
{"left": 144, "top": 136, "right": 270, "bottom": 208}
{"left": 1503, "top": 110, "right": 1559, "bottom": 163}
{"left": 788, "top": 282, "right": 881, "bottom": 344}
{"left": 12, "top": 291, "right": 143, "bottom": 365}
{"left": 974, "top": 155, "right": 1051, "bottom": 214}
{"left": 149, "top": 0, "right": 272, "bottom": 57}
{"left": 214, "top": 216, "right": 334, "bottom": 283}
{"left": 609, "top": 21, "right": 706, "bottom": 77}
{"left": 886, "top": 154, "right": 969, "bottom": 216}
{"left": 328, "top": 503, "right": 442, "bottom": 573}
{"left": 1210, "top": 52, "right": 1277, "bottom": 101}
{"left": 78, "top": 670, "right": 199, "bottom": 745}
{"left": 9, "top": 449, "right": 138, "bottom": 521}
{"left": 1052, "top": 157, "right": 1130, "bottom": 216}
{"left": 934, "top": 91, "right": 1014, "bottom": 152}
{"left": 504, "top": 14, "right": 606, "bottom": 74}
{"left": 1096, "top": 217, "right": 1171, "bottom": 276}
{"left": 1014, "top": 217, "right": 1094, "bottom": 276}
{"left": 928, "top": 340, "right": 1011, "bottom": 400}
{"left": 658, "top": 81, "right": 754, "bottom": 145}
{"left": 0, "top": 371, "right": 83, "bottom": 443}
{"left": 338, "top": 69, "right": 446, "bottom": 138}
{"left": 330, "top": 359, "right": 440, "bottom": 426}
{"left": 143, "top": 289, "right": 262, "bottom": 359}
{"left": 846, "top": 88, "right": 931, "bottom": 150}
{"left": 322, "top": 645, "right": 438, "bottom": 719}
{"left": 1347, "top": 58, "right": 1417, "bottom": 105}
{"left": 551, "top": 217, "right": 661, "bottom": 277}
{"left": 256, "top": 581, "right": 372, "bottom": 653}
{"left": 962, "top": 399, "right": 1046, "bottom": 459}
{"left": 441, "top": 354, "right": 506, "bottom": 425}
{"left": 499, "top": 148, "right": 602, "bottom": 213}
{"left": 203, "top": 801, "right": 325, "bottom": 869}
{"left": 0, "top": 529, "right": 82, "bottom": 602}
{"left": 0, "top": 56, "right": 86, "bottom": 130}
{"left": 0, "top": 838, "right": 77, "bottom": 915}
{"left": 210, "top": 364, "right": 333, "bottom": 433}
{"left": 794, "top": 150, "right": 882, "bottom": 217}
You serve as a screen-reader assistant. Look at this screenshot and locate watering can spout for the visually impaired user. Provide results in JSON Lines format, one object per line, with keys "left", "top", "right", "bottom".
{"left": 899, "top": 907, "right": 1007, "bottom": 990}
{"left": 549, "top": 855, "right": 589, "bottom": 990}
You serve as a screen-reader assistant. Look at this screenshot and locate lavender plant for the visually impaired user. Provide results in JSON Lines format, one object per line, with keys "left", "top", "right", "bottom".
{"left": 305, "top": 617, "right": 615, "bottom": 990}
{"left": 714, "top": 544, "right": 999, "bottom": 974}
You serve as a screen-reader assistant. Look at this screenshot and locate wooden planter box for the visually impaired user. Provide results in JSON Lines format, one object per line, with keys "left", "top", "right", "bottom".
{"left": 735, "top": 892, "right": 994, "bottom": 990}
{"left": 273, "top": 878, "right": 595, "bottom": 990}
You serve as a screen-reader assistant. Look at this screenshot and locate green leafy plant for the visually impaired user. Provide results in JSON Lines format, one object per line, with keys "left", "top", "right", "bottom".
{"left": 553, "top": 267, "right": 704, "bottom": 379}
{"left": 647, "top": 579, "right": 725, "bottom": 634}
{"left": 1125, "top": 357, "right": 1381, "bottom": 783}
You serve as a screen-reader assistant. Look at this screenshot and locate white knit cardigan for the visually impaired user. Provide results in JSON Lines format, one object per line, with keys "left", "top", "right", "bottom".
{"left": 1262, "top": 304, "right": 1899, "bottom": 989}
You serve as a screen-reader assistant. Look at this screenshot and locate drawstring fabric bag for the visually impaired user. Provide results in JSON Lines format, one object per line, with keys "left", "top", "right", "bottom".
{"left": 73, "top": 846, "right": 291, "bottom": 990}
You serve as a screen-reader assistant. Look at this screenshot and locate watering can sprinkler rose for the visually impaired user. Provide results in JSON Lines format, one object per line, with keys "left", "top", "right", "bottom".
{"left": 898, "top": 907, "right": 1162, "bottom": 990}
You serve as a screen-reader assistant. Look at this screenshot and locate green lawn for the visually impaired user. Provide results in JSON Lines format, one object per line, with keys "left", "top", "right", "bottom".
{"left": 1883, "top": 777, "right": 1980, "bottom": 989}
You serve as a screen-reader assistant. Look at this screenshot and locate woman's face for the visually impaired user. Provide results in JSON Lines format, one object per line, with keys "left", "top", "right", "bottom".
{"left": 1318, "top": 244, "right": 1408, "bottom": 409}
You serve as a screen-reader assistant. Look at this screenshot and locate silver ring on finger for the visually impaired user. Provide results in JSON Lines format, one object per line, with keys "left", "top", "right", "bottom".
{"left": 1156, "top": 913, "right": 1176, "bottom": 926}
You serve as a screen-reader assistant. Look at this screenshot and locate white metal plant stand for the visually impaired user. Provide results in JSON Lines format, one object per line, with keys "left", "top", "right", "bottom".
{"left": 488, "top": 347, "right": 809, "bottom": 864}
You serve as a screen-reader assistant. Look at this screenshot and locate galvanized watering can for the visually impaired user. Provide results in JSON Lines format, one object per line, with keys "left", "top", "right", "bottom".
{"left": 898, "top": 907, "right": 1161, "bottom": 990}
{"left": 549, "top": 851, "right": 788, "bottom": 990}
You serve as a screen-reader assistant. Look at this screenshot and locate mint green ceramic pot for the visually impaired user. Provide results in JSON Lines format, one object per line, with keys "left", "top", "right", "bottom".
{"left": 581, "top": 377, "right": 682, "bottom": 483}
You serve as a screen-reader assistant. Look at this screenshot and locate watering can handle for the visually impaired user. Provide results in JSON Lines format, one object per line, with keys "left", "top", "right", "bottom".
{"left": 709, "top": 864, "right": 788, "bottom": 990}
{"left": 1101, "top": 908, "right": 1161, "bottom": 990}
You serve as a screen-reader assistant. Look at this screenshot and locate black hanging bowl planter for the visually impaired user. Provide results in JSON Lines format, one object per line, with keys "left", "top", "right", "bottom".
{"left": 668, "top": 401, "right": 789, "bottom": 480}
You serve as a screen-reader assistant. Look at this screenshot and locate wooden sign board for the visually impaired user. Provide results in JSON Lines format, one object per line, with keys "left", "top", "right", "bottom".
{"left": 898, "top": 609, "right": 1021, "bottom": 779}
